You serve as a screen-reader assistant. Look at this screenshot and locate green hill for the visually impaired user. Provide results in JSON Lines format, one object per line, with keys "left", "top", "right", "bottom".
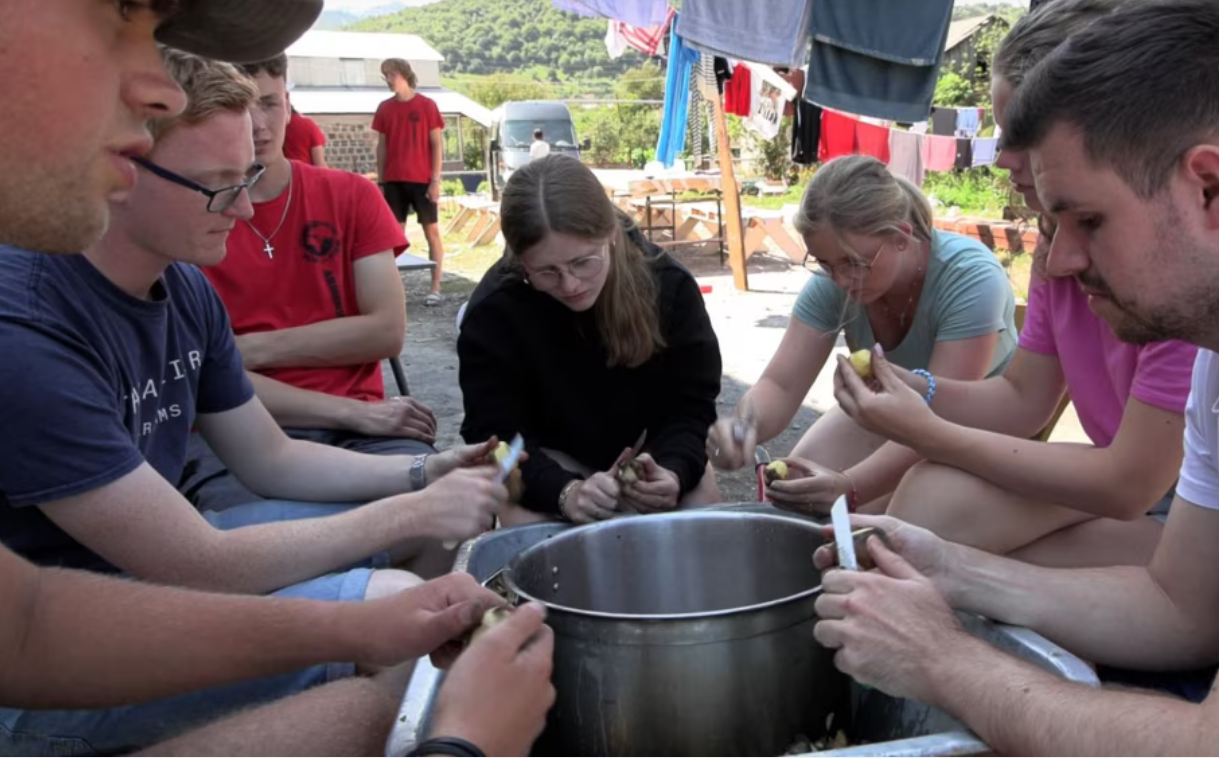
{"left": 348, "top": 0, "right": 652, "bottom": 79}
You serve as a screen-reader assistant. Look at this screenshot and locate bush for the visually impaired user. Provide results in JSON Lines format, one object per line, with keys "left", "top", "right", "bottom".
{"left": 476, "top": 180, "right": 489, "bottom": 194}
{"left": 922, "top": 167, "right": 1011, "bottom": 217}
{"left": 441, "top": 179, "right": 464, "bottom": 196}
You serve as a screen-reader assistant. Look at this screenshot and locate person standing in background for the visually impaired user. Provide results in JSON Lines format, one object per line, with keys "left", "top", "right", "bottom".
{"left": 375, "top": 58, "right": 446, "bottom": 306}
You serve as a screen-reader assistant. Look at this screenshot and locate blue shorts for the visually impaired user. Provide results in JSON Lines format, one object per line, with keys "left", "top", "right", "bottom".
{"left": 0, "top": 501, "right": 387, "bottom": 756}
{"left": 1097, "top": 663, "right": 1217, "bottom": 703}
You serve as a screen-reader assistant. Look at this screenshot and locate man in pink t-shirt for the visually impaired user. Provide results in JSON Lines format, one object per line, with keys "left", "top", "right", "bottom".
{"left": 812, "top": 67, "right": 1195, "bottom": 568}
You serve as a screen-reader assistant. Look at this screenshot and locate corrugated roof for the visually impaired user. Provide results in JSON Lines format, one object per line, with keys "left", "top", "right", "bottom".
{"left": 290, "top": 87, "right": 494, "bottom": 126}
{"left": 945, "top": 15, "right": 997, "bottom": 52}
{"left": 286, "top": 30, "right": 444, "bottom": 62}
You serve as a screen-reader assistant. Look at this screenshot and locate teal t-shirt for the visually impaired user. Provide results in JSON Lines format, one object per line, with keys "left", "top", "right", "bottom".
{"left": 792, "top": 230, "right": 1017, "bottom": 376}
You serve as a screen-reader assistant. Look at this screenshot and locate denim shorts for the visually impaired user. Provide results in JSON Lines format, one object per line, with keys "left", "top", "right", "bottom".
{"left": 0, "top": 566, "right": 373, "bottom": 756}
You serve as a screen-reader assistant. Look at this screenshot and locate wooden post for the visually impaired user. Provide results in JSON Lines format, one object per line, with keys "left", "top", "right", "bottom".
{"left": 712, "top": 96, "right": 748, "bottom": 291}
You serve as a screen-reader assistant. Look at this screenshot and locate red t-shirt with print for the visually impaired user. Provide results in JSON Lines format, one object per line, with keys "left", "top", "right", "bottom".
{"left": 207, "top": 161, "right": 408, "bottom": 402}
{"left": 372, "top": 93, "right": 444, "bottom": 184}
{"left": 283, "top": 109, "right": 327, "bottom": 164}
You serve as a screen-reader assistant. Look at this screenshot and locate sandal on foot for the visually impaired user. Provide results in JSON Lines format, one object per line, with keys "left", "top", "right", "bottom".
{"left": 424, "top": 293, "right": 442, "bottom": 307}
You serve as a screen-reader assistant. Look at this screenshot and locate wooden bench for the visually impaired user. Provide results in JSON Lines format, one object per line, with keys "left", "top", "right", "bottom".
{"left": 444, "top": 199, "right": 502, "bottom": 247}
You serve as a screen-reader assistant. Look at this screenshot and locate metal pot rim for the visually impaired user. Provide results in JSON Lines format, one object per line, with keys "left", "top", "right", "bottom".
{"left": 501, "top": 511, "right": 824, "bottom": 621}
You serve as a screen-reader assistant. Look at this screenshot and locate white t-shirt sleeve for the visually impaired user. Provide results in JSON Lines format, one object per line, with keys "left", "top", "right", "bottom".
{"left": 1176, "top": 349, "right": 1219, "bottom": 509}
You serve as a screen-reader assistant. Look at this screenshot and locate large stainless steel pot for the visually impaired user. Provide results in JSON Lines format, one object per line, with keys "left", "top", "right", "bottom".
{"left": 501, "top": 511, "right": 842, "bottom": 756}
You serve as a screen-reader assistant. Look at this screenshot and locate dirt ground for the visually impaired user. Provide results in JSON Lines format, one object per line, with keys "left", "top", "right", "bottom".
{"left": 389, "top": 235, "right": 823, "bottom": 505}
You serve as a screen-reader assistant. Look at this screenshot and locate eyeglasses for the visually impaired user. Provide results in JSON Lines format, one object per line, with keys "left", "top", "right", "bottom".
{"left": 131, "top": 156, "right": 266, "bottom": 213}
{"left": 524, "top": 246, "right": 608, "bottom": 291}
{"left": 804, "top": 239, "right": 888, "bottom": 280}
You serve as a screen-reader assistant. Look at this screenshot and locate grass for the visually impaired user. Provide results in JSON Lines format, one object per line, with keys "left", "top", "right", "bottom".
{"left": 922, "top": 167, "right": 1012, "bottom": 218}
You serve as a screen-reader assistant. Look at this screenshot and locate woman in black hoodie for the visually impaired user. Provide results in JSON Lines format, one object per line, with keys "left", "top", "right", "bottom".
{"left": 458, "top": 156, "right": 723, "bottom": 524}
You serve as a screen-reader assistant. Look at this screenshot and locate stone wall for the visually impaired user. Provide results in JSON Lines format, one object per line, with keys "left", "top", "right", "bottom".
{"left": 313, "top": 114, "right": 380, "bottom": 175}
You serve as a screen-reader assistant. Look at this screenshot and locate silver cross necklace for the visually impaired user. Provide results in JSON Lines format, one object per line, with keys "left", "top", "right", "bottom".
{"left": 243, "top": 169, "right": 294, "bottom": 259}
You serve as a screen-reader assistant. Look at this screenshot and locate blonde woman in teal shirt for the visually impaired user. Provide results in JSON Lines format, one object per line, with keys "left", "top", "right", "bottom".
{"left": 707, "top": 155, "right": 1016, "bottom": 513}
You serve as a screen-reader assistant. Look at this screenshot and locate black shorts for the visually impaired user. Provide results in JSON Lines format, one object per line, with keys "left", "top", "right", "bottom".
{"left": 381, "top": 181, "right": 438, "bottom": 225}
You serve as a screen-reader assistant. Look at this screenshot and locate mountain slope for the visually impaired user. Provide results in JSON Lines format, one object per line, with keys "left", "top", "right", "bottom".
{"left": 348, "top": 0, "right": 648, "bottom": 79}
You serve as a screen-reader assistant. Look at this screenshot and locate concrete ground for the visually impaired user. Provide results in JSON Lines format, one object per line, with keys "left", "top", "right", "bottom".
{"left": 389, "top": 229, "right": 1085, "bottom": 506}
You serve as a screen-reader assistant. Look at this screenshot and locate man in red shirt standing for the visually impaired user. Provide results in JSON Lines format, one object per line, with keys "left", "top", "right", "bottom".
{"left": 283, "top": 97, "right": 328, "bottom": 167}
{"left": 183, "top": 53, "right": 440, "bottom": 514}
{"left": 374, "top": 58, "right": 446, "bottom": 306}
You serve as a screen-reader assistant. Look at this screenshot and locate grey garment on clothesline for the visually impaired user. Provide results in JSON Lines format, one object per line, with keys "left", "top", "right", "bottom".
{"left": 676, "top": 0, "right": 813, "bottom": 67}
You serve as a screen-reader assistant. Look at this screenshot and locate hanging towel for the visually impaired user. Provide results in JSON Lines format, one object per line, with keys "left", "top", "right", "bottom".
{"left": 855, "top": 120, "right": 891, "bottom": 163}
{"left": 676, "top": 0, "right": 813, "bottom": 67}
{"left": 605, "top": 20, "right": 628, "bottom": 58}
{"left": 971, "top": 137, "right": 999, "bottom": 167}
{"left": 552, "top": 0, "right": 669, "bottom": 27}
{"left": 805, "top": 0, "right": 954, "bottom": 122}
{"left": 655, "top": 15, "right": 699, "bottom": 168}
{"left": 613, "top": 6, "right": 675, "bottom": 57}
{"left": 724, "top": 64, "right": 751, "bottom": 116}
{"left": 922, "top": 134, "right": 957, "bottom": 172}
{"left": 955, "top": 107, "right": 980, "bottom": 137}
{"left": 791, "top": 99, "right": 823, "bottom": 165}
{"left": 930, "top": 107, "right": 957, "bottom": 136}
{"left": 953, "top": 137, "right": 973, "bottom": 170}
{"left": 910, "top": 121, "right": 929, "bottom": 135}
{"left": 819, "top": 110, "right": 858, "bottom": 162}
{"left": 888, "top": 129, "right": 925, "bottom": 187}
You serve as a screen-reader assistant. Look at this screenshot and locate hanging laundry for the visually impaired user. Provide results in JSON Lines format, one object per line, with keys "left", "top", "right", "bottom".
{"left": 791, "top": 99, "right": 822, "bottom": 165}
{"left": 910, "top": 121, "right": 929, "bottom": 135}
{"left": 777, "top": 68, "right": 806, "bottom": 118}
{"left": 610, "top": 6, "right": 675, "bottom": 58}
{"left": 605, "top": 20, "right": 628, "bottom": 59}
{"left": 806, "top": 0, "right": 955, "bottom": 122}
{"left": 888, "top": 129, "right": 925, "bottom": 187}
{"left": 930, "top": 107, "right": 957, "bottom": 136}
{"left": 971, "top": 137, "right": 999, "bottom": 167}
{"left": 819, "top": 110, "right": 858, "bottom": 162}
{"left": 855, "top": 120, "right": 891, "bottom": 163}
{"left": 655, "top": 15, "right": 700, "bottom": 168}
{"left": 713, "top": 57, "right": 733, "bottom": 95}
{"left": 922, "top": 134, "right": 957, "bottom": 172}
{"left": 675, "top": 0, "right": 813, "bottom": 67}
{"left": 552, "top": 0, "right": 670, "bottom": 28}
{"left": 954, "top": 138, "right": 973, "bottom": 170}
{"left": 955, "top": 107, "right": 980, "bottom": 137}
{"left": 724, "top": 64, "right": 751, "bottom": 116}
{"left": 688, "top": 66, "right": 705, "bottom": 162}
{"left": 697, "top": 52, "right": 718, "bottom": 101}
{"left": 744, "top": 73, "right": 784, "bottom": 140}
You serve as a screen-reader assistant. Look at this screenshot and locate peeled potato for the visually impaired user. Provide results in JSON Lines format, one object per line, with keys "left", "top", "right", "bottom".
{"left": 492, "top": 441, "right": 518, "bottom": 471}
{"left": 617, "top": 460, "right": 642, "bottom": 486}
{"left": 849, "top": 349, "right": 873, "bottom": 379}
{"left": 764, "top": 460, "right": 789, "bottom": 485}
{"left": 470, "top": 607, "right": 512, "bottom": 644}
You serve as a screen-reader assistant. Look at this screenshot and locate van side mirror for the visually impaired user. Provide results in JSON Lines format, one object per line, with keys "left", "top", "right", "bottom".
{"left": 490, "top": 139, "right": 501, "bottom": 153}
{"left": 582, "top": 138, "right": 592, "bottom": 151}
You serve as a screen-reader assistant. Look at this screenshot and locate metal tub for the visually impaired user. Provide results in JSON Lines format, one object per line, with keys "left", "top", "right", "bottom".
{"left": 387, "top": 504, "right": 1098, "bottom": 757}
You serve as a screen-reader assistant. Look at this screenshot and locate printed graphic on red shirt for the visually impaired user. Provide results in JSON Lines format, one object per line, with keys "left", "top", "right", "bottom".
{"left": 283, "top": 110, "right": 326, "bottom": 164}
{"left": 372, "top": 94, "right": 444, "bottom": 183}
{"left": 206, "top": 162, "right": 408, "bottom": 402}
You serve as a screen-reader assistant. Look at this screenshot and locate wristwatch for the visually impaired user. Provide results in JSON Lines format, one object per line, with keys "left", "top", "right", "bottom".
{"left": 410, "top": 454, "right": 430, "bottom": 491}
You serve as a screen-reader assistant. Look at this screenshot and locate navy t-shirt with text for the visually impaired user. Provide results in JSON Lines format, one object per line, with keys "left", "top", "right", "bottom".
{"left": 0, "top": 248, "right": 253, "bottom": 571}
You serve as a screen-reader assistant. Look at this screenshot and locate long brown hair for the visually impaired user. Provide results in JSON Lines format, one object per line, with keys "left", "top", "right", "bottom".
{"left": 500, "top": 155, "right": 665, "bottom": 368}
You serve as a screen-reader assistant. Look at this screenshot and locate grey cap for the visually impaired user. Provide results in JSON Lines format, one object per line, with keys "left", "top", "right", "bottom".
{"left": 156, "top": 0, "right": 324, "bottom": 64}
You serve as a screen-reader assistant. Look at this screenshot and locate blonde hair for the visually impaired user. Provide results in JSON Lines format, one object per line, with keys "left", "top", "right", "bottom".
{"left": 381, "top": 58, "right": 418, "bottom": 89}
{"left": 794, "top": 155, "right": 934, "bottom": 255}
{"left": 152, "top": 47, "right": 259, "bottom": 143}
{"left": 500, "top": 155, "right": 665, "bottom": 368}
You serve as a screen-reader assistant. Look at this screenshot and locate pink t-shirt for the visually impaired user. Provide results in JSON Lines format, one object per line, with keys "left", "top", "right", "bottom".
{"left": 1019, "top": 274, "right": 1197, "bottom": 447}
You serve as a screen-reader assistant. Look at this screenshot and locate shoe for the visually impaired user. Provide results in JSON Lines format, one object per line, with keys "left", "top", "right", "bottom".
{"left": 425, "top": 293, "right": 442, "bottom": 307}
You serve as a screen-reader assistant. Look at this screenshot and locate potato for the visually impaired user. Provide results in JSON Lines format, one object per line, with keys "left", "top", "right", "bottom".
{"left": 848, "top": 349, "right": 873, "bottom": 379}
{"left": 470, "top": 606, "right": 512, "bottom": 644}
{"left": 764, "top": 460, "right": 788, "bottom": 485}
{"left": 617, "top": 459, "right": 642, "bottom": 486}
{"left": 492, "top": 441, "right": 518, "bottom": 471}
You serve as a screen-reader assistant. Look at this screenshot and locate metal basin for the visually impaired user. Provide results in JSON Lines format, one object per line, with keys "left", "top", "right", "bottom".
{"left": 387, "top": 504, "right": 1098, "bottom": 757}
{"left": 502, "top": 511, "right": 838, "bottom": 756}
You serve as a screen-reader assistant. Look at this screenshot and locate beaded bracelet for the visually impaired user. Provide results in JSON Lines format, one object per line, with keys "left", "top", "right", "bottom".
{"left": 911, "top": 369, "right": 936, "bottom": 405}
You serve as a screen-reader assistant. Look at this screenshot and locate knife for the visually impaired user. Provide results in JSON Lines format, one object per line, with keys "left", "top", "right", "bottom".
{"left": 809, "top": 527, "right": 888, "bottom": 595}
{"left": 626, "top": 429, "right": 648, "bottom": 463}
{"left": 830, "top": 496, "right": 858, "bottom": 571}
{"left": 494, "top": 434, "right": 526, "bottom": 485}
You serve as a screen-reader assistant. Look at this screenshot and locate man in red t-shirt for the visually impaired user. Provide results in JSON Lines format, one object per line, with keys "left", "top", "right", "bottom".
{"left": 183, "top": 54, "right": 440, "bottom": 513}
{"left": 373, "top": 58, "right": 446, "bottom": 306}
{"left": 282, "top": 98, "right": 328, "bottom": 167}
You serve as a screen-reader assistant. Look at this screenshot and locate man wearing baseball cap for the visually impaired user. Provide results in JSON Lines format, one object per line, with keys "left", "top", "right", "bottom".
{"left": 0, "top": 1, "right": 553, "bottom": 755}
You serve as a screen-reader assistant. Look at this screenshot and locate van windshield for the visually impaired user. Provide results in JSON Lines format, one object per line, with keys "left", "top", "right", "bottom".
{"left": 501, "top": 119, "right": 578, "bottom": 149}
